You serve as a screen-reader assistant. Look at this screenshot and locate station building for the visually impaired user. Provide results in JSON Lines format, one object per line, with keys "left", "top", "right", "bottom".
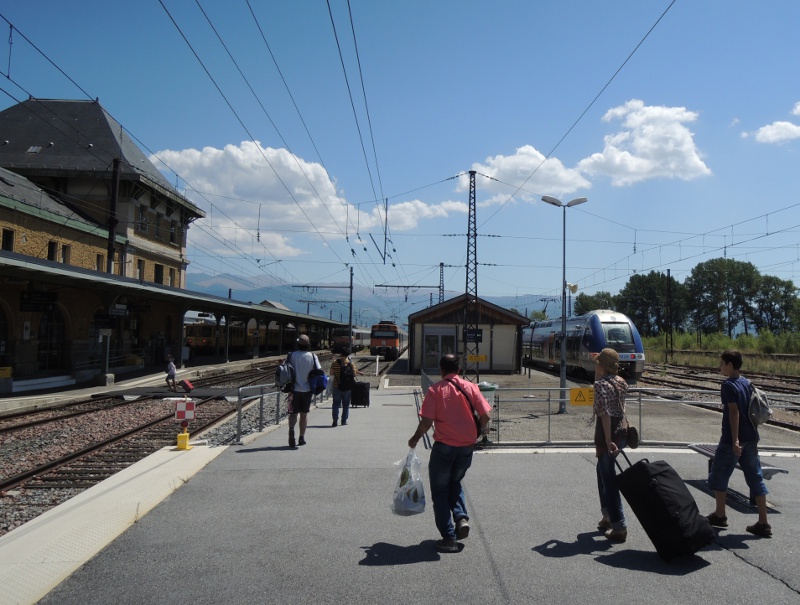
{"left": 0, "top": 98, "right": 338, "bottom": 393}
{"left": 408, "top": 293, "right": 529, "bottom": 374}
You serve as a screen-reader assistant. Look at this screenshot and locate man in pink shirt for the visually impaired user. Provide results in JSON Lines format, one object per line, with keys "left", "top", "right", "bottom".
{"left": 408, "top": 354, "right": 491, "bottom": 553}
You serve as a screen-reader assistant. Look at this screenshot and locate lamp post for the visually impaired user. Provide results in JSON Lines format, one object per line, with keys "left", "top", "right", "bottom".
{"left": 542, "top": 195, "right": 588, "bottom": 413}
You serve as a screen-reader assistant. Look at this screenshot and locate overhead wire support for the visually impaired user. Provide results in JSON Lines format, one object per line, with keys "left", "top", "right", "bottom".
{"left": 463, "top": 170, "right": 480, "bottom": 384}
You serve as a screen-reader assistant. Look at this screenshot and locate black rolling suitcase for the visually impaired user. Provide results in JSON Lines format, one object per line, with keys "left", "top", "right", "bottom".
{"left": 615, "top": 450, "right": 714, "bottom": 561}
{"left": 351, "top": 381, "right": 370, "bottom": 407}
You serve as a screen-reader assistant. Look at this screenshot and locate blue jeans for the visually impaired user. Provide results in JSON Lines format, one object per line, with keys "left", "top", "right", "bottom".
{"left": 428, "top": 441, "right": 474, "bottom": 540}
{"left": 708, "top": 441, "right": 768, "bottom": 497}
{"left": 596, "top": 450, "right": 626, "bottom": 530}
{"left": 332, "top": 387, "right": 351, "bottom": 423}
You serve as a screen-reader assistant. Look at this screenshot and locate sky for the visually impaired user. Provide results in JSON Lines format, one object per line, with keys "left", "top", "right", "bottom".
{"left": 2, "top": 1, "right": 800, "bottom": 325}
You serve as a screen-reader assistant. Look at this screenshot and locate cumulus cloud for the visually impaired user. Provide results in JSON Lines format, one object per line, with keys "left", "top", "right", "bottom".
{"left": 463, "top": 145, "right": 591, "bottom": 201}
{"left": 741, "top": 102, "right": 800, "bottom": 143}
{"left": 577, "top": 99, "right": 711, "bottom": 186}
{"left": 752, "top": 121, "right": 800, "bottom": 143}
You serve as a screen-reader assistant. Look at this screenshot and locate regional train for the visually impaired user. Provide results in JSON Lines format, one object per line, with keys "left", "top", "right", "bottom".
{"left": 521, "top": 309, "right": 645, "bottom": 383}
{"left": 331, "top": 326, "right": 370, "bottom": 354}
{"left": 184, "top": 319, "right": 300, "bottom": 355}
{"left": 369, "top": 320, "right": 406, "bottom": 361}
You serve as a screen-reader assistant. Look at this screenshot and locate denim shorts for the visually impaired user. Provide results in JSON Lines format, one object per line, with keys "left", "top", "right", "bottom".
{"left": 707, "top": 441, "right": 768, "bottom": 497}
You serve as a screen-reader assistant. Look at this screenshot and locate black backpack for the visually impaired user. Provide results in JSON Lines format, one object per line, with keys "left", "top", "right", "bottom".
{"left": 339, "top": 361, "right": 356, "bottom": 391}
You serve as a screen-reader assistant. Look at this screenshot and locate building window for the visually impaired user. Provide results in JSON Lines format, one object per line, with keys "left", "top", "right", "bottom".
{"left": 96, "top": 254, "right": 105, "bottom": 271}
{"left": 136, "top": 259, "right": 145, "bottom": 280}
{"left": 60, "top": 245, "right": 71, "bottom": 264}
{"left": 136, "top": 206, "right": 148, "bottom": 233}
{"left": 168, "top": 268, "right": 176, "bottom": 287}
{"left": 47, "top": 241, "right": 58, "bottom": 261}
{"left": 1, "top": 229, "right": 13, "bottom": 251}
{"left": 155, "top": 214, "right": 163, "bottom": 240}
{"left": 169, "top": 221, "right": 177, "bottom": 244}
{"left": 154, "top": 264, "right": 164, "bottom": 284}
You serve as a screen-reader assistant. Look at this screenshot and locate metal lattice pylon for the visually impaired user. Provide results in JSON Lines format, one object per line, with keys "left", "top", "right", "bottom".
{"left": 463, "top": 170, "right": 479, "bottom": 383}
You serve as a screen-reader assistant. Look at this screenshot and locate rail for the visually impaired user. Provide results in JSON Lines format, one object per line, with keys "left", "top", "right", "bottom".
{"left": 430, "top": 383, "right": 800, "bottom": 448}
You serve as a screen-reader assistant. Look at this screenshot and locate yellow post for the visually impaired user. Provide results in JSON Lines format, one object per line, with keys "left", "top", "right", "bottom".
{"left": 176, "top": 428, "right": 192, "bottom": 450}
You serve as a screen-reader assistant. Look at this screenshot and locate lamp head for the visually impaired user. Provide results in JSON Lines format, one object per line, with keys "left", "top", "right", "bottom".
{"left": 541, "top": 195, "right": 563, "bottom": 207}
{"left": 566, "top": 197, "right": 588, "bottom": 208}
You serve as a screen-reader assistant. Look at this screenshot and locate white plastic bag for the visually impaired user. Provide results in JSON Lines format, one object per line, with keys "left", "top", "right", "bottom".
{"left": 391, "top": 448, "right": 426, "bottom": 516}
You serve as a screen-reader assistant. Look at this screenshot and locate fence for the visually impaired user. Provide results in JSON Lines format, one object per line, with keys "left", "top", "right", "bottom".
{"left": 234, "top": 383, "right": 331, "bottom": 444}
{"left": 417, "top": 372, "right": 800, "bottom": 449}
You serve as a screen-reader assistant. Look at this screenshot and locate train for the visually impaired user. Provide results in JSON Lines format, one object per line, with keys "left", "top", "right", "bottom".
{"left": 521, "top": 309, "right": 645, "bottom": 383}
{"left": 184, "top": 319, "right": 301, "bottom": 355}
{"left": 331, "top": 326, "right": 370, "bottom": 354}
{"left": 369, "top": 320, "right": 406, "bottom": 361}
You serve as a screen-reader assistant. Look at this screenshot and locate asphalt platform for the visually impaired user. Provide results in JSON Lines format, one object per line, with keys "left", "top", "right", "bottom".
{"left": 1, "top": 360, "right": 800, "bottom": 605}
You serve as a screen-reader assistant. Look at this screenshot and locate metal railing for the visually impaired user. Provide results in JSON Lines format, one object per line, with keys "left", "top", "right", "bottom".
{"left": 234, "top": 382, "right": 331, "bottom": 444}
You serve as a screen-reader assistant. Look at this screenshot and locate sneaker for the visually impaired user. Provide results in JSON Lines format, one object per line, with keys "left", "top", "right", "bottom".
{"left": 746, "top": 522, "right": 772, "bottom": 538}
{"left": 456, "top": 518, "right": 470, "bottom": 540}
{"left": 341, "top": 421, "right": 347, "bottom": 425}
{"left": 435, "top": 538, "right": 459, "bottom": 553}
{"left": 706, "top": 513, "right": 728, "bottom": 528}
{"left": 332, "top": 419, "right": 338, "bottom": 427}
{"left": 298, "top": 435, "right": 306, "bottom": 446}
{"left": 604, "top": 528, "right": 627, "bottom": 543}
{"left": 288, "top": 429, "right": 296, "bottom": 448}
{"left": 597, "top": 517, "right": 612, "bottom": 531}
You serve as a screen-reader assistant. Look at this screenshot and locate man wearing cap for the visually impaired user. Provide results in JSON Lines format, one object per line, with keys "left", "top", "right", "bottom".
{"left": 591, "top": 347, "right": 629, "bottom": 542}
{"left": 286, "top": 334, "right": 321, "bottom": 448}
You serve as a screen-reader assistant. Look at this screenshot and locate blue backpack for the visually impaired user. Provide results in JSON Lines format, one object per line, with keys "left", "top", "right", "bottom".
{"left": 308, "top": 367, "right": 328, "bottom": 395}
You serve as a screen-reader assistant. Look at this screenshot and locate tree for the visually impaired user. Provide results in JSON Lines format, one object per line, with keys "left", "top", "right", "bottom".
{"left": 752, "top": 275, "right": 798, "bottom": 333}
{"left": 615, "top": 271, "right": 688, "bottom": 337}
{"left": 574, "top": 291, "right": 615, "bottom": 316}
{"left": 685, "top": 258, "right": 761, "bottom": 336}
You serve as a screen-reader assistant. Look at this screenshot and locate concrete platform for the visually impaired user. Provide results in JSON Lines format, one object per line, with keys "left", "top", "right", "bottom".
{"left": 1, "top": 377, "right": 799, "bottom": 605}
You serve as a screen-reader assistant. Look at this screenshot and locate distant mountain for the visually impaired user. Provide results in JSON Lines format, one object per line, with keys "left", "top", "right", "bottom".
{"left": 185, "top": 272, "right": 547, "bottom": 326}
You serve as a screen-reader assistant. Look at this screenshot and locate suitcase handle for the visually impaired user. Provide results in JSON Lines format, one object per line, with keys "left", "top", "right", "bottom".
{"left": 613, "top": 449, "right": 649, "bottom": 474}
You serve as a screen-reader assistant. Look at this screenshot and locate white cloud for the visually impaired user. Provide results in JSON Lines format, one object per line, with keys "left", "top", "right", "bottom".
{"left": 793, "top": 102, "right": 800, "bottom": 116}
{"left": 577, "top": 99, "right": 711, "bottom": 186}
{"left": 752, "top": 121, "right": 800, "bottom": 143}
{"left": 388, "top": 199, "right": 467, "bottom": 230}
{"left": 463, "top": 145, "right": 591, "bottom": 201}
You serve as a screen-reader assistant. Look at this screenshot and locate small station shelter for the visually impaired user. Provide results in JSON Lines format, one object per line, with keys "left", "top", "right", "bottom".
{"left": 407, "top": 293, "right": 529, "bottom": 375}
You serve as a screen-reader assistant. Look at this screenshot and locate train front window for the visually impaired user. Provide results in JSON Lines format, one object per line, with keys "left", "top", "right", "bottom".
{"left": 371, "top": 330, "right": 397, "bottom": 338}
{"left": 604, "top": 325, "right": 632, "bottom": 345}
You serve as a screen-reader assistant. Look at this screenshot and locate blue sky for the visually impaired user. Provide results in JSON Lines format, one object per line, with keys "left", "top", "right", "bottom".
{"left": 3, "top": 1, "right": 800, "bottom": 323}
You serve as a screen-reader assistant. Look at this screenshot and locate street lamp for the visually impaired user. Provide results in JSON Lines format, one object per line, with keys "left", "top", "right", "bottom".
{"left": 542, "top": 195, "right": 589, "bottom": 413}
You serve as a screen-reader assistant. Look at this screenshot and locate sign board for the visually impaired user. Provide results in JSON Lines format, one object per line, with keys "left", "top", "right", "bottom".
{"left": 98, "top": 329, "right": 112, "bottom": 337}
{"left": 467, "top": 354, "right": 487, "bottom": 363}
{"left": 570, "top": 387, "right": 594, "bottom": 406}
{"left": 174, "top": 400, "right": 196, "bottom": 421}
{"left": 464, "top": 328, "right": 483, "bottom": 343}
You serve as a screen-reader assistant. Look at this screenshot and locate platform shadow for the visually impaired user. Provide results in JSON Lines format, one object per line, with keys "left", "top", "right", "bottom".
{"left": 359, "top": 540, "right": 444, "bottom": 565}
{"left": 594, "top": 549, "right": 712, "bottom": 574}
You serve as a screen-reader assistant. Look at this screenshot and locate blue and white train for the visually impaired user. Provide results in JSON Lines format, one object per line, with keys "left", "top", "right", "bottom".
{"left": 521, "top": 309, "right": 645, "bottom": 383}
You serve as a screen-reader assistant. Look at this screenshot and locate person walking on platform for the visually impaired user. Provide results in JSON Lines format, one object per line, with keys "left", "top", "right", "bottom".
{"left": 408, "top": 354, "right": 491, "bottom": 553}
{"left": 591, "top": 348, "right": 629, "bottom": 542}
{"left": 165, "top": 355, "right": 178, "bottom": 392}
{"left": 706, "top": 350, "right": 771, "bottom": 537}
{"left": 330, "top": 352, "right": 363, "bottom": 427}
{"left": 286, "top": 334, "right": 321, "bottom": 448}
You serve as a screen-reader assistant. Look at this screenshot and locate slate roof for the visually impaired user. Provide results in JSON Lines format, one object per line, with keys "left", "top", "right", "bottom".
{"left": 0, "top": 98, "right": 203, "bottom": 218}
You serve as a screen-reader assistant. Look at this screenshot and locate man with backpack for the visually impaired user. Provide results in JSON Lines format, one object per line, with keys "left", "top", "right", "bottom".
{"left": 330, "top": 352, "right": 362, "bottom": 427}
{"left": 286, "top": 334, "right": 322, "bottom": 448}
{"left": 705, "top": 350, "right": 771, "bottom": 537}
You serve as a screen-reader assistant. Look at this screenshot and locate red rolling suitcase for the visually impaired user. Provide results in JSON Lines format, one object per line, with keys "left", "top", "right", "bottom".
{"left": 615, "top": 450, "right": 714, "bottom": 561}
{"left": 351, "top": 381, "right": 370, "bottom": 407}
{"left": 179, "top": 379, "right": 194, "bottom": 393}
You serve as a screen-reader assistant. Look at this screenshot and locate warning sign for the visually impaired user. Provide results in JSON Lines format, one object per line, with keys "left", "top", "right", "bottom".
{"left": 467, "top": 354, "right": 487, "bottom": 363}
{"left": 174, "top": 400, "right": 196, "bottom": 421}
{"left": 570, "top": 387, "right": 594, "bottom": 406}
